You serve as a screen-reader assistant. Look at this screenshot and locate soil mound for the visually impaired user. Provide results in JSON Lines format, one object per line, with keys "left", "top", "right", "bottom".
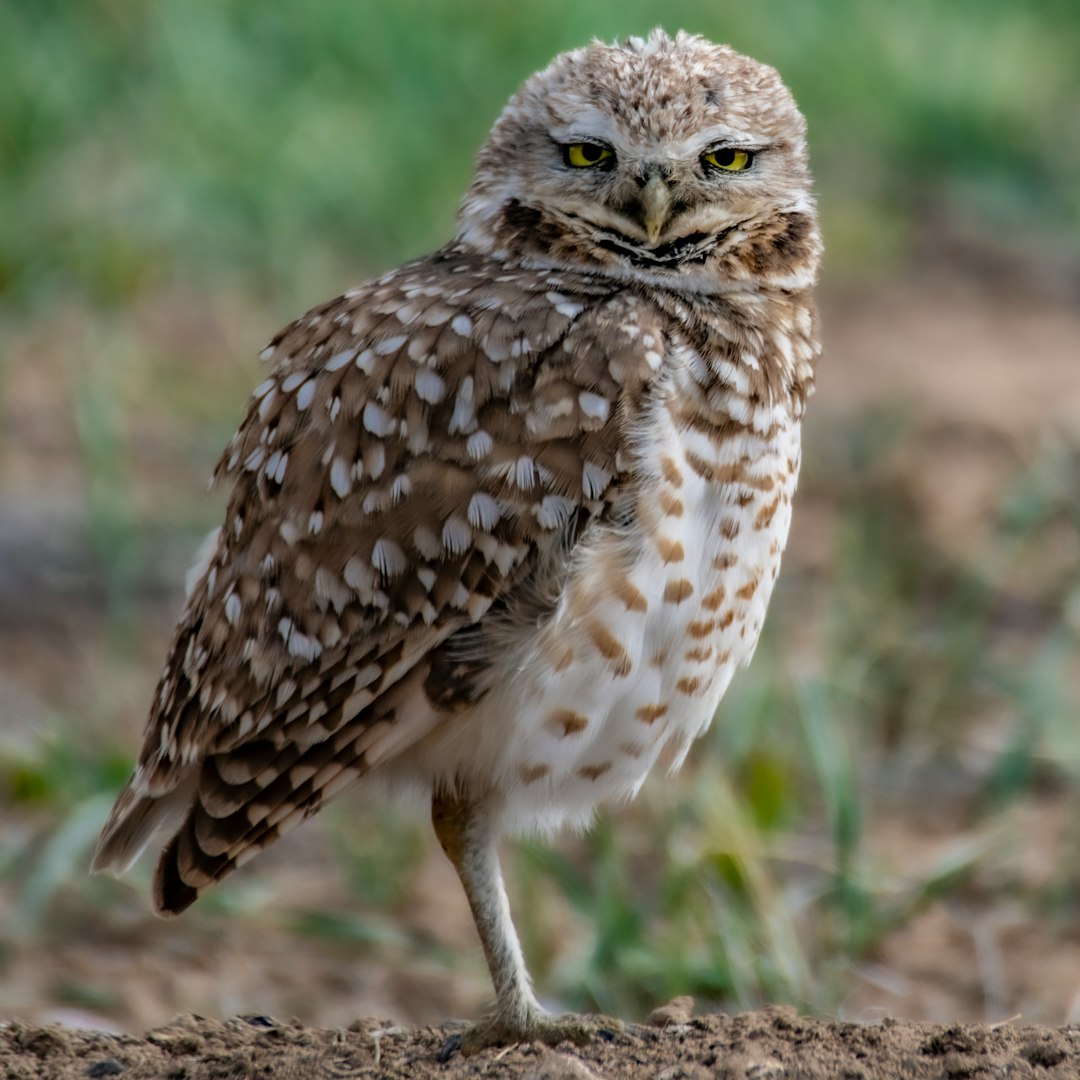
{"left": 3, "top": 1007, "right": 1077, "bottom": 1079}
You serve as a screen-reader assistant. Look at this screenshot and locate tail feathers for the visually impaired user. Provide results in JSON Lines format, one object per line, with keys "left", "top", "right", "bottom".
{"left": 108, "top": 663, "right": 441, "bottom": 915}
{"left": 153, "top": 828, "right": 202, "bottom": 916}
{"left": 91, "top": 771, "right": 197, "bottom": 876}
{"left": 151, "top": 737, "right": 370, "bottom": 916}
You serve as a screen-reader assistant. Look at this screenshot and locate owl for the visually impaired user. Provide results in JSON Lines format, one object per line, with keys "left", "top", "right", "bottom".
{"left": 94, "top": 30, "right": 821, "bottom": 1052}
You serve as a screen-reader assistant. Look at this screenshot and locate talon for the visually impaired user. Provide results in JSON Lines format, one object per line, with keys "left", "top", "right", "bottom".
{"left": 437, "top": 1032, "right": 463, "bottom": 1063}
{"left": 435, "top": 1013, "right": 624, "bottom": 1058}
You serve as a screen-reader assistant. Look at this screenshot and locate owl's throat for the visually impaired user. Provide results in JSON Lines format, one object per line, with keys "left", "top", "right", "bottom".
{"left": 592, "top": 227, "right": 727, "bottom": 269}
{"left": 485, "top": 199, "right": 769, "bottom": 279}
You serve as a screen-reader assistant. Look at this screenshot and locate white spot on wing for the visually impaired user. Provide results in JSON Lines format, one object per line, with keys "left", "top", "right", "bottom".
{"left": 288, "top": 631, "right": 323, "bottom": 661}
{"left": 371, "top": 537, "right": 407, "bottom": 577}
{"left": 578, "top": 392, "right": 610, "bottom": 421}
{"left": 330, "top": 458, "right": 351, "bottom": 498}
{"left": 265, "top": 450, "right": 288, "bottom": 484}
{"left": 545, "top": 291, "right": 581, "bottom": 315}
{"left": 441, "top": 516, "right": 472, "bottom": 554}
{"left": 467, "top": 492, "right": 500, "bottom": 530}
{"left": 449, "top": 376, "right": 476, "bottom": 435}
{"left": 296, "top": 380, "right": 316, "bottom": 410}
{"left": 355, "top": 663, "right": 382, "bottom": 690}
{"left": 482, "top": 337, "right": 510, "bottom": 361}
{"left": 414, "top": 369, "right": 446, "bottom": 404}
{"left": 514, "top": 456, "right": 537, "bottom": 489}
{"left": 466, "top": 430, "right": 492, "bottom": 459}
{"left": 582, "top": 461, "right": 611, "bottom": 498}
{"left": 224, "top": 592, "right": 242, "bottom": 625}
{"left": 325, "top": 349, "right": 354, "bottom": 371}
{"left": 536, "top": 494, "right": 576, "bottom": 529}
{"left": 375, "top": 334, "right": 407, "bottom": 355}
{"left": 363, "top": 401, "right": 394, "bottom": 436}
{"left": 365, "top": 442, "right": 386, "bottom": 479}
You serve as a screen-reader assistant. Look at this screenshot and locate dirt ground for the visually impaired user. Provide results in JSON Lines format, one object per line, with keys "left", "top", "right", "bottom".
{"left": 3, "top": 1006, "right": 1078, "bottom": 1079}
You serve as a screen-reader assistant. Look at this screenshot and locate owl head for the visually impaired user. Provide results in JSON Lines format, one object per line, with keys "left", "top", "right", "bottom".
{"left": 457, "top": 30, "right": 820, "bottom": 291}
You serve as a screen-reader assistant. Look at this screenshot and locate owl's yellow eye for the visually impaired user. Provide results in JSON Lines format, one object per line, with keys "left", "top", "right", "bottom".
{"left": 703, "top": 148, "right": 753, "bottom": 172}
{"left": 563, "top": 143, "right": 614, "bottom": 168}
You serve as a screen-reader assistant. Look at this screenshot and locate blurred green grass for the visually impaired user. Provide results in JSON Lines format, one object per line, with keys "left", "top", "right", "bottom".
{"left": 3, "top": 0, "right": 1078, "bottom": 317}
{"left": 1, "top": 0, "right": 1079, "bottom": 1028}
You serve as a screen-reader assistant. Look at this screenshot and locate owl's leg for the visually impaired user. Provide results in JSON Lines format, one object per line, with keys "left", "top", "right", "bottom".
{"left": 431, "top": 792, "right": 625, "bottom": 1057}
{"left": 431, "top": 791, "right": 543, "bottom": 1037}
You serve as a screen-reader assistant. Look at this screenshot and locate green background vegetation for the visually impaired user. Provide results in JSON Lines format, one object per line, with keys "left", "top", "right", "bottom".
{"left": 1, "top": 0, "right": 1078, "bottom": 1027}
{"left": 4, "top": 0, "right": 1078, "bottom": 310}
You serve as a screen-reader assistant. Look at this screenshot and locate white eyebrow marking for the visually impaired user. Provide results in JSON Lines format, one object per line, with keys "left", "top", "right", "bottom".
{"left": 549, "top": 109, "right": 620, "bottom": 145}
{"left": 682, "top": 127, "right": 773, "bottom": 162}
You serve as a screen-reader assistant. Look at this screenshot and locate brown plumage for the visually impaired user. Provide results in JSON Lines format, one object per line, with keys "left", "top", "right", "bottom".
{"left": 95, "top": 30, "right": 821, "bottom": 1050}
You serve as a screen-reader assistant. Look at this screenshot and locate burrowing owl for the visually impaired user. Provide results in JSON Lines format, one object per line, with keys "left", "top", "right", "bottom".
{"left": 94, "top": 30, "right": 820, "bottom": 1049}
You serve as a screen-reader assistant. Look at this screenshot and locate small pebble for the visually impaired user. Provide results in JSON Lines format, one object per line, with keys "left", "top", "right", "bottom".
{"left": 85, "top": 1061, "right": 124, "bottom": 1078}
{"left": 646, "top": 997, "right": 695, "bottom": 1028}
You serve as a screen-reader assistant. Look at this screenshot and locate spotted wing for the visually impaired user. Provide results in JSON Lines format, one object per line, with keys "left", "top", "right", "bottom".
{"left": 92, "top": 249, "right": 667, "bottom": 913}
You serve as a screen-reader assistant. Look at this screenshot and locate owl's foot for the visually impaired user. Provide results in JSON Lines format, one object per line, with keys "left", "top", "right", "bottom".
{"left": 437, "top": 1012, "right": 626, "bottom": 1060}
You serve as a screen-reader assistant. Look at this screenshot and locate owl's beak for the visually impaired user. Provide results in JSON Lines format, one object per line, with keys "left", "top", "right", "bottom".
{"left": 639, "top": 174, "right": 673, "bottom": 246}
